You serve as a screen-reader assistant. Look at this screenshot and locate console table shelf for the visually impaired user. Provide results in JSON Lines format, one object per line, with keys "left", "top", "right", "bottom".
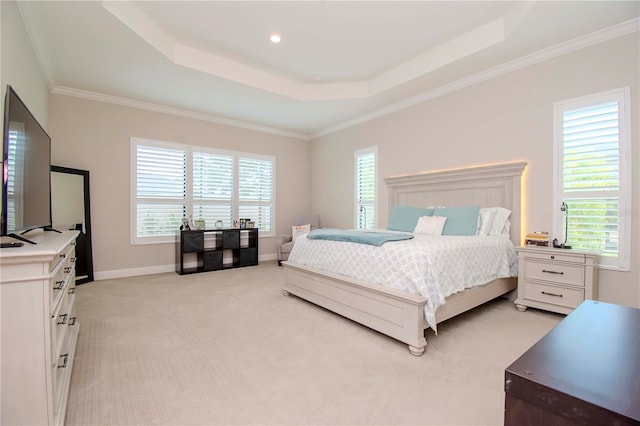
{"left": 176, "top": 228, "right": 258, "bottom": 275}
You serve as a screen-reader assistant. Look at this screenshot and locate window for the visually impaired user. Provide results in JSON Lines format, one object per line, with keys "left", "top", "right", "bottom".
{"left": 355, "top": 146, "right": 377, "bottom": 229}
{"left": 131, "top": 138, "right": 275, "bottom": 244}
{"left": 553, "top": 88, "right": 631, "bottom": 270}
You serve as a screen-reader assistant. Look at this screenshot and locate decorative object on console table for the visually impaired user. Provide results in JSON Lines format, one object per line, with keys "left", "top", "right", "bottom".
{"left": 505, "top": 300, "right": 640, "bottom": 425}
{"left": 0, "top": 230, "right": 80, "bottom": 426}
{"left": 176, "top": 228, "right": 258, "bottom": 274}
{"left": 514, "top": 246, "right": 598, "bottom": 314}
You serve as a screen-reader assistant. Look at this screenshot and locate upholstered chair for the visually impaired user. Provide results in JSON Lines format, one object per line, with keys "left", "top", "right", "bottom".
{"left": 277, "top": 214, "right": 320, "bottom": 266}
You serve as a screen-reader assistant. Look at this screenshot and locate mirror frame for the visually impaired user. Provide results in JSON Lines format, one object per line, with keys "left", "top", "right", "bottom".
{"left": 51, "top": 165, "right": 94, "bottom": 284}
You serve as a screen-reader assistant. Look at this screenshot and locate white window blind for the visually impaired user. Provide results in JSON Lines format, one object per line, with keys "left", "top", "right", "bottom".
{"left": 554, "top": 88, "right": 630, "bottom": 270}
{"left": 134, "top": 143, "right": 186, "bottom": 242}
{"left": 238, "top": 156, "right": 273, "bottom": 234}
{"left": 193, "top": 151, "right": 234, "bottom": 228}
{"left": 131, "top": 138, "right": 275, "bottom": 244}
{"left": 355, "top": 147, "right": 377, "bottom": 230}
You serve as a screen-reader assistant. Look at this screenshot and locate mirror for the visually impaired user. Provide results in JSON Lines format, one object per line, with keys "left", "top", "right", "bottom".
{"left": 51, "top": 166, "right": 94, "bottom": 284}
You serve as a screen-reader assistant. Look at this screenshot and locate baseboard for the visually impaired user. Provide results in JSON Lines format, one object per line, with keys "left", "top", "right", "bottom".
{"left": 94, "top": 253, "right": 278, "bottom": 280}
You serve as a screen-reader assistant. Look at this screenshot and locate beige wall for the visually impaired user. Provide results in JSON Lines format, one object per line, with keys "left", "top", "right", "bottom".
{"left": 47, "top": 95, "right": 311, "bottom": 277}
{"left": 0, "top": 1, "right": 49, "bottom": 129}
{"left": 0, "top": 0, "right": 50, "bottom": 240}
{"left": 311, "top": 34, "right": 640, "bottom": 308}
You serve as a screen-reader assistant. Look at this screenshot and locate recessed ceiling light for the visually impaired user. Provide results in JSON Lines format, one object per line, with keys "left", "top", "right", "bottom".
{"left": 270, "top": 34, "right": 281, "bottom": 43}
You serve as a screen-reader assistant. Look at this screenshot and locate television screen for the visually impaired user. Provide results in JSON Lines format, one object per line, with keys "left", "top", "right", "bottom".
{"left": 1, "top": 85, "right": 52, "bottom": 238}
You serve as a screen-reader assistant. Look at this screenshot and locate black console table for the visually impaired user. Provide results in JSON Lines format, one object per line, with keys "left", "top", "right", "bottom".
{"left": 176, "top": 228, "right": 258, "bottom": 275}
{"left": 505, "top": 300, "right": 640, "bottom": 425}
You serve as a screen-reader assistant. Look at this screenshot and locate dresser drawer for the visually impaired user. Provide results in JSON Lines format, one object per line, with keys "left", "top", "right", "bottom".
{"left": 523, "top": 282, "right": 584, "bottom": 309}
{"left": 520, "top": 250, "right": 585, "bottom": 264}
{"left": 524, "top": 260, "right": 585, "bottom": 287}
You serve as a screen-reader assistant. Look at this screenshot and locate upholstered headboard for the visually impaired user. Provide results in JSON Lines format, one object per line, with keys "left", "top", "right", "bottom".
{"left": 384, "top": 162, "right": 527, "bottom": 246}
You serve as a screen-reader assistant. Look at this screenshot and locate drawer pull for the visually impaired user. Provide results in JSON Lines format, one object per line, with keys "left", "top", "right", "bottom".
{"left": 58, "top": 354, "right": 69, "bottom": 369}
{"left": 60, "top": 253, "right": 66, "bottom": 259}
{"left": 550, "top": 255, "right": 555, "bottom": 259}
{"left": 64, "top": 266, "right": 73, "bottom": 273}
{"left": 542, "top": 269, "right": 564, "bottom": 275}
{"left": 69, "top": 287, "right": 76, "bottom": 295}
{"left": 541, "top": 291, "right": 563, "bottom": 298}
{"left": 71, "top": 257, "right": 77, "bottom": 263}
{"left": 69, "top": 316, "right": 77, "bottom": 326}
{"left": 53, "top": 281, "right": 65, "bottom": 290}
{"left": 57, "top": 313, "right": 68, "bottom": 325}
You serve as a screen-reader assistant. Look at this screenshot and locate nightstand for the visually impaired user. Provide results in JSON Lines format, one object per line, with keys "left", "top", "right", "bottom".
{"left": 514, "top": 246, "right": 599, "bottom": 315}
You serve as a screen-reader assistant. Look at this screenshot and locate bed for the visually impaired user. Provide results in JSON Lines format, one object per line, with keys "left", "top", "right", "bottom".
{"left": 282, "top": 162, "right": 527, "bottom": 356}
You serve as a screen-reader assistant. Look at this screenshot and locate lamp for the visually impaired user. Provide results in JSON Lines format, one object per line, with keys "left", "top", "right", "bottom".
{"left": 554, "top": 201, "right": 572, "bottom": 249}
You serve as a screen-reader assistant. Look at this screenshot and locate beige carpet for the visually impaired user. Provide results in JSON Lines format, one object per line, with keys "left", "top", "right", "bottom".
{"left": 65, "top": 262, "right": 561, "bottom": 425}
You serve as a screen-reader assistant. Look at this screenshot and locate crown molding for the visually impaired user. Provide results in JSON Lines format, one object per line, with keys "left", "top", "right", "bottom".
{"left": 50, "top": 86, "right": 311, "bottom": 141}
{"left": 312, "top": 17, "right": 640, "bottom": 139}
{"left": 103, "top": 0, "right": 510, "bottom": 101}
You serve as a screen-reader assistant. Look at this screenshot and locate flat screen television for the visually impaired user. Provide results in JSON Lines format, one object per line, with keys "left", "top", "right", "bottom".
{"left": 1, "top": 85, "right": 53, "bottom": 244}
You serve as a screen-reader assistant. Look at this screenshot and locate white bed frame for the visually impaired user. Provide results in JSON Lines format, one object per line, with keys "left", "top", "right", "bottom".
{"left": 283, "top": 162, "right": 527, "bottom": 356}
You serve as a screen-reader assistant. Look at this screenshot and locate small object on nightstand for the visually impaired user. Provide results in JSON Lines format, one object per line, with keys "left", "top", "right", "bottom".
{"left": 525, "top": 231, "right": 549, "bottom": 247}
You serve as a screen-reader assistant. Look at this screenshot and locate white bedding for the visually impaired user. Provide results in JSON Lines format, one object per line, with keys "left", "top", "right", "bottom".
{"left": 287, "top": 231, "right": 518, "bottom": 331}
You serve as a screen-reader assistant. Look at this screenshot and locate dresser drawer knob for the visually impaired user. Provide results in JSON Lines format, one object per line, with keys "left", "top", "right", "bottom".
{"left": 53, "top": 281, "right": 65, "bottom": 290}
{"left": 542, "top": 269, "right": 564, "bottom": 275}
{"left": 60, "top": 253, "right": 66, "bottom": 259}
{"left": 69, "top": 316, "right": 77, "bottom": 326}
{"left": 64, "top": 266, "right": 73, "bottom": 273}
{"left": 57, "top": 313, "right": 68, "bottom": 325}
{"left": 550, "top": 255, "right": 555, "bottom": 259}
{"left": 71, "top": 257, "right": 77, "bottom": 263}
{"left": 541, "top": 291, "right": 563, "bottom": 298}
{"left": 58, "top": 354, "right": 69, "bottom": 368}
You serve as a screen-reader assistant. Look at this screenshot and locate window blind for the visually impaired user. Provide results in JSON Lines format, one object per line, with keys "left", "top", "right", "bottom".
{"left": 355, "top": 150, "right": 376, "bottom": 229}
{"left": 135, "top": 144, "right": 186, "bottom": 237}
{"left": 560, "top": 100, "right": 621, "bottom": 259}
{"left": 193, "top": 152, "right": 234, "bottom": 228}
{"left": 239, "top": 157, "right": 273, "bottom": 233}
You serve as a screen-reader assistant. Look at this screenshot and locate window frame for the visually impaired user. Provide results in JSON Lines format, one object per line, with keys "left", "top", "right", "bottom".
{"left": 131, "top": 137, "right": 275, "bottom": 245}
{"left": 552, "top": 87, "right": 631, "bottom": 271}
{"left": 354, "top": 146, "right": 378, "bottom": 230}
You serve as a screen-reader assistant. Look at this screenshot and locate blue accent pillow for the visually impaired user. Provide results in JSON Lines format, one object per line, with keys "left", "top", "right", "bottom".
{"left": 435, "top": 206, "right": 481, "bottom": 235}
{"left": 387, "top": 206, "right": 434, "bottom": 232}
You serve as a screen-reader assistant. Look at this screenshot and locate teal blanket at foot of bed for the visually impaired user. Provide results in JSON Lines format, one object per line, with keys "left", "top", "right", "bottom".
{"left": 306, "top": 229, "right": 414, "bottom": 246}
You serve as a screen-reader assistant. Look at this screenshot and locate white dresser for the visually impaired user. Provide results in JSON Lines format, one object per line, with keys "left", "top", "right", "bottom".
{"left": 1, "top": 230, "right": 80, "bottom": 425}
{"left": 514, "top": 246, "right": 599, "bottom": 315}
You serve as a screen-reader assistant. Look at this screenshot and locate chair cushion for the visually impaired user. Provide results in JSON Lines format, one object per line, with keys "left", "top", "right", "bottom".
{"left": 280, "top": 241, "right": 295, "bottom": 254}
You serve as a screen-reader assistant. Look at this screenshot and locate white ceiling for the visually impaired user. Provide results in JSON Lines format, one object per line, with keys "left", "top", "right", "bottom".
{"left": 18, "top": 1, "right": 640, "bottom": 139}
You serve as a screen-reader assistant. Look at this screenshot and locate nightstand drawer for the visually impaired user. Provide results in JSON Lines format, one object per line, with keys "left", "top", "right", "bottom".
{"left": 521, "top": 250, "right": 585, "bottom": 264}
{"left": 523, "top": 282, "right": 584, "bottom": 309}
{"left": 524, "top": 261, "right": 585, "bottom": 286}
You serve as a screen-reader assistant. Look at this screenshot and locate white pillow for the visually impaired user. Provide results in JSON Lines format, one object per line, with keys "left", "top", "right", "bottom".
{"left": 413, "top": 216, "right": 447, "bottom": 235}
{"left": 292, "top": 224, "right": 311, "bottom": 241}
{"left": 478, "top": 207, "right": 511, "bottom": 236}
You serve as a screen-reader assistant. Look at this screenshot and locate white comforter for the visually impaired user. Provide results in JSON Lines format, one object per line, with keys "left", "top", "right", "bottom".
{"left": 287, "top": 231, "right": 518, "bottom": 331}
